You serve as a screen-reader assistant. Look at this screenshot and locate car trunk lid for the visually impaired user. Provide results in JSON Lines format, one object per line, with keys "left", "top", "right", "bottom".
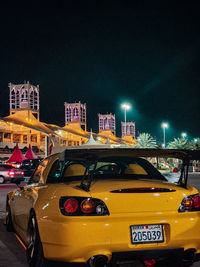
{"left": 89, "top": 179, "right": 189, "bottom": 213}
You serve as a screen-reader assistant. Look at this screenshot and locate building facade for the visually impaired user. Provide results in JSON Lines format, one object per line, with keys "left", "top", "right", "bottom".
{"left": 64, "top": 101, "right": 86, "bottom": 130}
{"left": 98, "top": 113, "right": 116, "bottom": 135}
{"left": 0, "top": 82, "right": 136, "bottom": 159}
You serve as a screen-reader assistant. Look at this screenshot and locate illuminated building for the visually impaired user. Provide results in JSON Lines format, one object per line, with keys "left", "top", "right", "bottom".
{"left": 98, "top": 113, "right": 116, "bottom": 135}
{"left": 0, "top": 82, "right": 136, "bottom": 159}
{"left": 64, "top": 101, "right": 86, "bottom": 130}
{"left": 121, "top": 121, "right": 136, "bottom": 143}
{"left": 9, "top": 81, "right": 40, "bottom": 119}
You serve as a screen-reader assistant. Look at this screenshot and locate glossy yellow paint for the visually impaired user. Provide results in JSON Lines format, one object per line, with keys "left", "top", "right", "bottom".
{"left": 7, "top": 153, "right": 200, "bottom": 263}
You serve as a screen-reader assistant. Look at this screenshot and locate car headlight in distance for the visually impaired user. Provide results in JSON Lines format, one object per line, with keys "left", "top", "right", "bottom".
{"left": 59, "top": 197, "right": 109, "bottom": 216}
{"left": 178, "top": 194, "right": 200, "bottom": 212}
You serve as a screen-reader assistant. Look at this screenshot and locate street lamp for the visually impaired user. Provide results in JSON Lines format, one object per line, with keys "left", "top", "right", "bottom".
{"left": 161, "top": 122, "right": 168, "bottom": 148}
{"left": 121, "top": 103, "right": 131, "bottom": 144}
{"left": 181, "top": 132, "right": 187, "bottom": 138}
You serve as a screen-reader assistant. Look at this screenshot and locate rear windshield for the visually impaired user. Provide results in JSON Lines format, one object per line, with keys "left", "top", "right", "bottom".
{"left": 47, "top": 157, "right": 167, "bottom": 184}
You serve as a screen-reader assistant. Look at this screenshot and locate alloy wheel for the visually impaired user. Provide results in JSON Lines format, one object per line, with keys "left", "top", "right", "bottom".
{"left": 27, "top": 216, "right": 37, "bottom": 260}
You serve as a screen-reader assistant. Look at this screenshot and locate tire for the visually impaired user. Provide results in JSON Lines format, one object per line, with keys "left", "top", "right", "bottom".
{"left": 5, "top": 199, "right": 14, "bottom": 232}
{"left": 26, "top": 212, "right": 49, "bottom": 267}
{"left": 0, "top": 176, "right": 5, "bottom": 184}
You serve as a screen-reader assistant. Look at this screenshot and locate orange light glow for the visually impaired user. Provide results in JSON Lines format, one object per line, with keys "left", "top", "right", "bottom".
{"left": 15, "top": 234, "right": 27, "bottom": 250}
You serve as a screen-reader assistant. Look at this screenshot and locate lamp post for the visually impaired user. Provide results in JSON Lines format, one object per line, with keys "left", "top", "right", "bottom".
{"left": 161, "top": 122, "right": 168, "bottom": 148}
{"left": 121, "top": 103, "right": 131, "bottom": 144}
{"left": 181, "top": 132, "right": 187, "bottom": 138}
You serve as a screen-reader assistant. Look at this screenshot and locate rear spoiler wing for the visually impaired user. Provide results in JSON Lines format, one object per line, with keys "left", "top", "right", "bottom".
{"left": 59, "top": 148, "right": 200, "bottom": 188}
{"left": 177, "top": 150, "right": 200, "bottom": 188}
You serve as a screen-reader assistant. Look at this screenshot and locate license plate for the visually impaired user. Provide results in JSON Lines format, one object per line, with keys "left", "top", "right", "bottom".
{"left": 130, "top": 224, "right": 164, "bottom": 244}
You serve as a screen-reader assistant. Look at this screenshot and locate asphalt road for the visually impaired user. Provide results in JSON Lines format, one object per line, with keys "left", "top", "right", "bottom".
{"left": 1, "top": 174, "right": 200, "bottom": 267}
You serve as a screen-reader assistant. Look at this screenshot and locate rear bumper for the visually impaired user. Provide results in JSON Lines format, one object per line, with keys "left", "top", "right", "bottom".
{"left": 39, "top": 211, "right": 200, "bottom": 263}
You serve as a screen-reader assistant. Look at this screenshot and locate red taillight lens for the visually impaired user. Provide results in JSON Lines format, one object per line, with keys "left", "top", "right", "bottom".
{"left": 81, "top": 199, "right": 95, "bottom": 213}
{"left": 179, "top": 194, "right": 200, "bottom": 212}
{"left": 144, "top": 259, "right": 156, "bottom": 266}
{"left": 64, "top": 198, "right": 78, "bottom": 213}
{"left": 21, "top": 171, "right": 24, "bottom": 176}
{"left": 193, "top": 195, "right": 200, "bottom": 208}
{"left": 8, "top": 171, "right": 15, "bottom": 176}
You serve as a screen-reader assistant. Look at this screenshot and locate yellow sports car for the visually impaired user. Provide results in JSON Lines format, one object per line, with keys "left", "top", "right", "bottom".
{"left": 4, "top": 148, "right": 200, "bottom": 267}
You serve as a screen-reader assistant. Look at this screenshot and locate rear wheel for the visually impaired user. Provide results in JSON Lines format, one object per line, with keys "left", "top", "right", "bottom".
{"left": 26, "top": 212, "right": 49, "bottom": 267}
{"left": 0, "top": 176, "right": 5, "bottom": 184}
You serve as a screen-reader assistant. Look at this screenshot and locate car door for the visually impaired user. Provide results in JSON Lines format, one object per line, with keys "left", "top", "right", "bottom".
{"left": 12, "top": 158, "right": 49, "bottom": 239}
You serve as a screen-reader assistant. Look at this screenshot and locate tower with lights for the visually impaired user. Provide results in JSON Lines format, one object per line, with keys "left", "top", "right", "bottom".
{"left": 64, "top": 101, "right": 87, "bottom": 131}
{"left": 98, "top": 113, "right": 116, "bottom": 135}
{"left": 9, "top": 81, "right": 40, "bottom": 120}
{"left": 121, "top": 121, "right": 135, "bottom": 139}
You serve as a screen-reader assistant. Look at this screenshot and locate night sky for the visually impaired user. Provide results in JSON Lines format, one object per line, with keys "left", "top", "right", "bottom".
{"left": 0, "top": 2, "right": 200, "bottom": 144}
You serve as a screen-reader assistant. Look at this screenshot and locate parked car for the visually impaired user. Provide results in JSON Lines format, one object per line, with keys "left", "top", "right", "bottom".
{"left": 0, "top": 164, "right": 24, "bottom": 184}
{"left": 20, "top": 159, "right": 41, "bottom": 178}
{"left": 4, "top": 149, "right": 200, "bottom": 266}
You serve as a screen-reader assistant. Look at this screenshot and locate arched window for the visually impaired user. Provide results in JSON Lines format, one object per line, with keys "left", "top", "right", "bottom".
{"left": 21, "top": 91, "right": 25, "bottom": 101}
{"left": 16, "top": 90, "right": 20, "bottom": 108}
{"left": 104, "top": 118, "right": 109, "bottom": 129}
{"left": 11, "top": 90, "right": 16, "bottom": 109}
{"left": 82, "top": 107, "right": 86, "bottom": 122}
{"left": 99, "top": 118, "right": 103, "bottom": 129}
{"left": 130, "top": 125, "right": 134, "bottom": 135}
{"left": 80, "top": 107, "right": 83, "bottom": 121}
{"left": 30, "top": 91, "right": 34, "bottom": 109}
{"left": 73, "top": 107, "right": 79, "bottom": 117}
{"left": 66, "top": 108, "right": 71, "bottom": 122}
{"left": 34, "top": 90, "right": 38, "bottom": 110}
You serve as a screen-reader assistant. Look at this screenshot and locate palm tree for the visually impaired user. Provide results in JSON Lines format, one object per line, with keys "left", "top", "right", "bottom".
{"left": 192, "top": 139, "right": 200, "bottom": 150}
{"left": 135, "top": 133, "right": 157, "bottom": 148}
{"left": 167, "top": 138, "right": 193, "bottom": 149}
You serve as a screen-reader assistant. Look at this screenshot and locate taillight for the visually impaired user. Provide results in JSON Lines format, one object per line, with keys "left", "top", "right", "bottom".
{"left": 144, "top": 259, "right": 156, "bottom": 266}
{"left": 8, "top": 170, "right": 15, "bottom": 176}
{"left": 81, "top": 199, "right": 95, "bottom": 213}
{"left": 21, "top": 171, "right": 24, "bottom": 176}
{"left": 179, "top": 194, "right": 200, "bottom": 212}
{"left": 59, "top": 196, "right": 109, "bottom": 216}
{"left": 64, "top": 198, "right": 78, "bottom": 213}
